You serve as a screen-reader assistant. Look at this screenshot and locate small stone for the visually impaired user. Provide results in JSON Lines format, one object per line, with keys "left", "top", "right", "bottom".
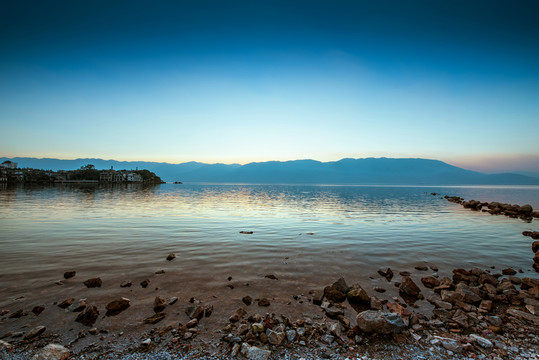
{"left": 63, "top": 271, "right": 76, "bottom": 279}
{"left": 83, "top": 278, "right": 102, "bottom": 288}
{"left": 470, "top": 334, "right": 493, "bottom": 349}
{"left": 239, "top": 231, "right": 254, "bottom": 234}
{"left": 140, "top": 279, "right": 150, "bottom": 288}
{"left": 258, "top": 298, "right": 271, "bottom": 307}
{"left": 89, "top": 328, "right": 98, "bottom": 335}
{"left": 120, "top": 280, "right": 132, "bottom": 288}
{"left": 186, "top": 318, "right": 198, "bottom": 328}
{"left": 166, "top": 253, "right": 176, "bottom": 261}
{"left": 242, "top": 296, "right": 253, "bottom": 305}
{"left": 24, "top": 326, "right": 46, "bottom": 340}
{"left": 31, "top": 343, "right": 69, "bottom": 360}
{"left": 57, "top": 298, "right": 75, "bottom": 309}
{"left": 421, "top": 276, "right": 440, "bottom": 288}
{"left": 240, "top": 343, "right": 271, "bottom": 360}
{"left": 68, "top": 299, "right": 87, "bottom": 312}
{"left": 252, "top": 322, "right": 265, "bottom": 333}
{"left": 0, "top": 309, "right": 9, "bottom": 316}
{"left": 374, "top": 287, "right": 386, "bottom": 293}
{"left": 8, "top": 309, "right": 24, "bottom": 318}
{"left": 75, "top": 306, "right": 99, "bottom": 327}
{"left": 143, "top": 312, "right": 166, "bottom": 324}
{"left": 0, "top": 340, "right": 12, "bottom": 351}
{"left": 378, "top": 268, "right": 394, "bottom": 281}
{"left": 105, "top": 297, "right": 130, "bottom": 316}
{"left": 153, "top": 296, "right": 166, "bottom": 313}
{"left": 32, "top": 306, "right": 45, "bottom": 316}
{"left": 399, "top": 276, "right": 421, "bottom": 297}
{"left": 502, "top": 268, "right": 517, "bottom": 276}
{"left": 415, "top": 265, "right": 428, "bottom": 271}
{"left": 266, "top": 329, "right": 285, "bottom": 345}
{"left": 167, "top": 297, "right": 178, "bottom": 305}
{"left": 155, "top": 269, "right": 165, "bottom": 274}
{"left": 356, "top": 310, "right": 405, "bottom": 334}
{"left": 141, "top": 338, "right": 151, "bottom": 346}
{"left": 264, "top": 274, "right": 278, "bottom": 280}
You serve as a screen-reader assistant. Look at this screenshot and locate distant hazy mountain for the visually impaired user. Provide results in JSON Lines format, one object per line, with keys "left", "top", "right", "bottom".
{"left": 2, "top": 156, "right": 538, "bottom": 185}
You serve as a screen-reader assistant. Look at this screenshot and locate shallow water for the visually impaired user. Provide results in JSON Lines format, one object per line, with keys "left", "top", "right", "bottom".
{"left": 1, "top": 183, "right": 538, "bottom": 297}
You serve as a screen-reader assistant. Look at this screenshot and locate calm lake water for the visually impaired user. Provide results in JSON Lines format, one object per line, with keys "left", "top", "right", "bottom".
{"left": 1, "top": 184, "right": 538, "bottom": 295}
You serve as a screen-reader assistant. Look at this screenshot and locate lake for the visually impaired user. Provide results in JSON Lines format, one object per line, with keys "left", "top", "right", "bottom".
{"left": 1, "top": 183, "right": 538, "bottom": 296}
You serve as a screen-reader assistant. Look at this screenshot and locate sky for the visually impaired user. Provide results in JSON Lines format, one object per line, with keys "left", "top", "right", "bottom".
{"left": 1, "top": 0, "right": 538, "bottom": 173}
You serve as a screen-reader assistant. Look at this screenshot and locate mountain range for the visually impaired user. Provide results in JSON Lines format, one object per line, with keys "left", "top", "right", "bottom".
{"left": 2, "top": 157, "right": 538, "bottom": 185}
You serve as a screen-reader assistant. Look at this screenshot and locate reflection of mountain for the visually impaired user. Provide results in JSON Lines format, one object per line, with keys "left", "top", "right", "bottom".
{"left": 2, "top": 157, "right": 538, "bottom": 185}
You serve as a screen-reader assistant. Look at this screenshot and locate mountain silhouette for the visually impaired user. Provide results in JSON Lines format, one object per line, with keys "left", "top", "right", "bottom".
{"left": 2, "top": 157, "right": 538, "bottom": 185}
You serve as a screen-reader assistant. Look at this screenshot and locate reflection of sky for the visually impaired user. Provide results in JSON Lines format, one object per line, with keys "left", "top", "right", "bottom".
{"left": 1, "top": 184, "right": 538, "bottom": 280}
{"left": 1, "top": 1, "right": 539, "bottom": 172}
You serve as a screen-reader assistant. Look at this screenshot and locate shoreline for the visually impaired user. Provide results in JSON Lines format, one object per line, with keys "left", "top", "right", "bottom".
{"left": 1, "top": 195, "right": 538, "bottom": 359}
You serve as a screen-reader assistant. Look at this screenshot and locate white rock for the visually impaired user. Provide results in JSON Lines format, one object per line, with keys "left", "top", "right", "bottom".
{"left": 240, "top": 343, "right": 271, "bottom": 360}
{"left": 32, "top": 344, "right": 69, "bottom": 360}
{"left": 0, "top": 340, "right": 12, "bottom": 351}
{"left": 470, "top": 334, "right": 493, "bottom": 349}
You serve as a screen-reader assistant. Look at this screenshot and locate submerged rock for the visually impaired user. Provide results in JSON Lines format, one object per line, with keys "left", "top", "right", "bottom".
{"left": 63, "top": 271, "right": 76, "bottom": 279}
{"left": 83, "top": 278, "right": 102, "bottom": 288}
{"left": 105, "top": 298, "right": 130, "bottom": 316}
{"left": 399, "top": 276, "right": 421, "bottom": 297}
{"left": 166, "top": 253, "right": 176, "bottom": 261}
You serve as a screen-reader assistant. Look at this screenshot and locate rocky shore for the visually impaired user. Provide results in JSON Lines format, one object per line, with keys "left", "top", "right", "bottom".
{"left": 1, "top": 195, "right": 538, "bottom": 360}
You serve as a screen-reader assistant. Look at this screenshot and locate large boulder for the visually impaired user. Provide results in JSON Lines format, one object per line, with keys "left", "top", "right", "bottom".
{"left": 356, "top": 310, "right": 405, "bottom": 334}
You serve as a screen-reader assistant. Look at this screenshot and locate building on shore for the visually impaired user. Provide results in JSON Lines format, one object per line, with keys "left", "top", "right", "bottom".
{"left": 99, "top": 169, "right": 143, "bottom": 183}
{"left": 0, "top": 160, "right": 18, "bottom": 170}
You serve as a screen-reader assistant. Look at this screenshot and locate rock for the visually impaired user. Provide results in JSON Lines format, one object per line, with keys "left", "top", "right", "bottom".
{"left": 105, "top": 298, "right": 130, "bottom": 316}
{"left": 387, "top": 302, "right": 411, "bottom": 319}
{"left": 32, "top": 306, "right": 45, "bottom": 316}
{"left": 332, "top": 277, "right": 350, "bottom": 293}
{"left": 239, "top": 231, "right": 254, "bottom": 234}
{"left": 242, "top": 296, "right": 253, "bottom": 305}
{"left": 347, "top": 283, "right": 370, "bottom": 305}
{"left": 24, "top": 326, "right": 46, "bottom": 340}
{"left": 153, "top": 296, "right": 166, "bottom": 313}
{"left": 421, "top": 276, "right": 440, "bottom": 288}
{"left": 166, "top": 253, "right": 176, "bottom": 261}
{"left": 378, "top": 268, "right": 394, "bottom": 281}
{"left": 258, "top": 298, "right": 271, "bottom": 307}
{"left": 141, "top": 338, "right": 151, "bottom": 347}
{"left": 432, "top": 336, "right": 463, "bottom": 353}
{"left": 455, "top": 283, "right": 482, "bottom": 305}
{"left": 63, "top": 271, "right": 76, "bottom": 279}
{"left": 185, "top": 306, "right": 205, "bottom": 320}
{"left": 155, "top": 269, "right": 165, "bottom": 274}
{"left": 0, "top": 309, "right": 9, "bottom": 316}
{"left": 370, "top": 296, "right": 383, "bottom": 310}
{"left": 312, "top": 290, "right": 324, "bottom": 305}
{"left": 286, "top": 329, "right": 296, "bottom": 342}
{"left": 143, "top": 312, "right": 166, "bottom": 324}
{"left": 120, "top": 280, "right": 132, "bottom": 288}
{"left": 240, "top": 343, "right": 271, "bottom": 360}
{"left": 415, "top": 265, "right": 428, "bottom": 271}
{"left": 140, "top": 279, "right": 150, "bottom": 288}
{"left": 522, "top": 231, "right": 539, "bottom": 239}
{"left": 264, "top": 274, "right": 278, "bottom": 280}
{"left": 506, "top": 308, "right": 539, "bottom": 325}
{"left": 502, "top": 268, "right": 517, "bottom": 276}
{"left": 399, "top": 276, "right": 421, "bottom": 297}
{"left": 75, "top": 306, "right": 99, "bottom": 327}
{"left": 323, "top": 304, "right": 344, "bottom": 318}
{"left": 68, "top": 299, "right": 87, "bottom": 312}
{"left": 186, "top": 318, "right": 198, "bottom": 328}
{"left": 470, "top": 334, "right": 493, "bottom": 349}
{"left": 323, "top": 287, "right": 345, "bottom": 304}
{"left": 479, "top": 300, "right": 493, "bottom": 312}
{"left": 8, "top": 309, "right": 24, "bottom": 318}
{"left": 83, "top": 278, "right": 102, "bottom": 288}
{"left": 356, "top": 310, "right": 405, "bottom": 334}
{"left": 88, "top": 328, "right": 98, "bottom": 335}
{"left": 167, "top": 297, "right": 178, "bottom": 305}
{"left": 531, "top": 240, "right": 539, "bottom": 253}
{"left": 0, "top": 340, "right": 12, "bottom": 351}
{"left": 374, "top": 287, "right": 386, "bottom": 293}
{"left": 57, "top": 298, "right": 75, "bottom": 309}
{"left": 266, "top": 329, "right": 285, "bottom": 345}
{"left": 479, "top": 273, "right": 498, "bottom": 286}
{"left": 31, "top": 344, "right": 69, "bottom": 360}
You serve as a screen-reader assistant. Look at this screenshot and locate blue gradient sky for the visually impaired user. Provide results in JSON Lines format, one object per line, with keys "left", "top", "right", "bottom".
{"left": 1, "top": 1, "right": 538, "bottom": 172}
